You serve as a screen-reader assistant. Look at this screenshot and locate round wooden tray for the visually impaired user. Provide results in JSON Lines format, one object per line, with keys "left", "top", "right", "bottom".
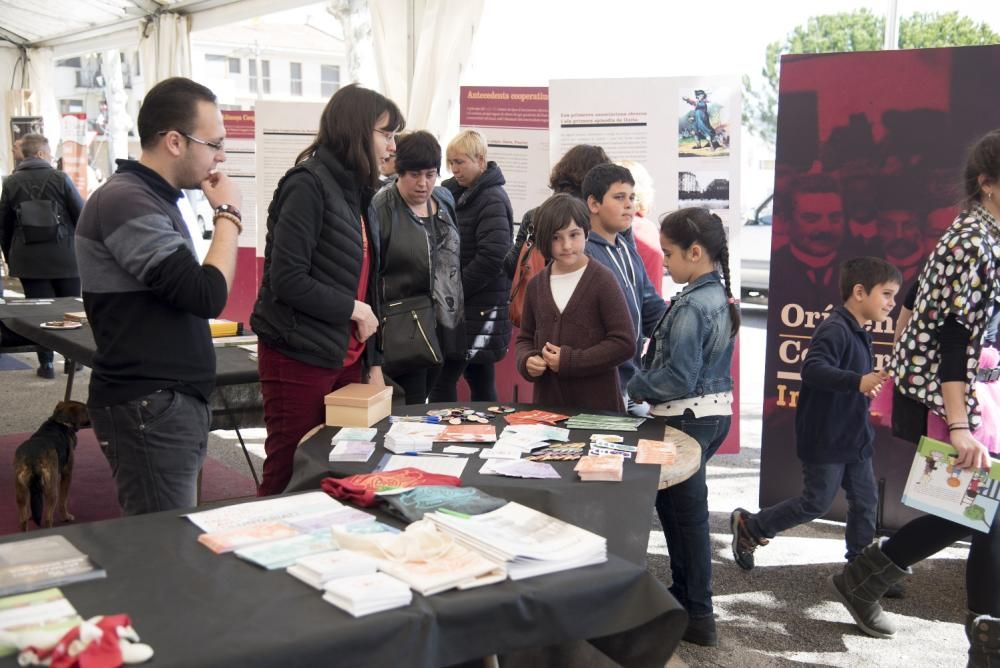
{"left": 658, "top": 425, "right": 702, "bottom": 489}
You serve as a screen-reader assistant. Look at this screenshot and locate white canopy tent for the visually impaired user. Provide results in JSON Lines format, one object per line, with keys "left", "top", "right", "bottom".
{"left": 0, "top": 0, "right": 483, "bottom": 173}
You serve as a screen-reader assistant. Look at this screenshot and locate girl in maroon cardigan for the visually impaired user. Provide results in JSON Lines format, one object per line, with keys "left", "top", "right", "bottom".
{"left": 515, "top": 193, "right": 635, "bottom": 411}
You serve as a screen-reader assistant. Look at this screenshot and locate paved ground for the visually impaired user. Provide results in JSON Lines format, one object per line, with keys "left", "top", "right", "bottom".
{"left": 0, "top": 308, "right": 971, "bottom": 667}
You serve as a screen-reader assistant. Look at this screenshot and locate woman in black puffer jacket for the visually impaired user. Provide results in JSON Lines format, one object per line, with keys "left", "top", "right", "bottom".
{"left": 430, "top": 131, "right": 513, "bottom": 401}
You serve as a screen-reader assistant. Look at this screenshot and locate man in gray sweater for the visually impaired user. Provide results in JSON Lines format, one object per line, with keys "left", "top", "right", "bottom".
{"left": 76, "top": 77, "right": 241, "bottom": 515}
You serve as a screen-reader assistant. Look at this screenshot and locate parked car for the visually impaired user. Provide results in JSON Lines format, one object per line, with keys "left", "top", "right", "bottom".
{"left": 178, "top": 189, "right": 214, "bottom": 262}
{"left": 740, "top": 194, "right": 772, "bottom": 304}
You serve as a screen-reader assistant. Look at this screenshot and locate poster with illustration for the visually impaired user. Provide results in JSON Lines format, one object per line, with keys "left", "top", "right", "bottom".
{"left": 678, "top": 86, "right": 733, "bottom": 158}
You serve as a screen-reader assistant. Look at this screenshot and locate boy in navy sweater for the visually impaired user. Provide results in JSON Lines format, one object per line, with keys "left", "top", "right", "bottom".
{"left": 731, "top": 257, "right": 901, "bottom": 570}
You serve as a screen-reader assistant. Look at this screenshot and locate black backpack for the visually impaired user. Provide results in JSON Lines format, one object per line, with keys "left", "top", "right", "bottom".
{"left": 14, "top": 173, "right": 61, "bottom": 244}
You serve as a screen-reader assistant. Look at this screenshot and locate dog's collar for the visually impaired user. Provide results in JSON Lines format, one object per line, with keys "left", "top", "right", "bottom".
{"left": 51, "top": 418, "right": 78, "bottom": 431}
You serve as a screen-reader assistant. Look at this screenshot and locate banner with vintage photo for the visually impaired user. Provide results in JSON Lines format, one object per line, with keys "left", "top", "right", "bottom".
{"left": 759, "top": 45, "right": 1000, "bottom": 529}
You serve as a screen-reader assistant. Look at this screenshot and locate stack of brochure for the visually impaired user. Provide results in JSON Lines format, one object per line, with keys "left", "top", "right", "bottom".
{"left": 426, "top": 502, "right": 606, "bottom": 580}
{"left": 287, "top": 551, "right": 378, "bottom": 590}
{"left": 234, "top": 532, "right": 340, "bottom": 569}
{"left": 335, "top": 520, "right": 506, "bottom": 596}
{"left": 384, "top": 423, "right": 441, "bottom": 453}
{"left": 322, "top": 572, "right": 412, "bottom": 617}
{"left": 0, "top": 536, "right": 106, "bottom": 598}
{"left": 331, "top": 427, "right": 378, "bottom": 443}
{"left": 329, "top": 440, "right": 376, "bottom": 462}
{"left": 575, "top": 454, "right": 624, "bottom": 482}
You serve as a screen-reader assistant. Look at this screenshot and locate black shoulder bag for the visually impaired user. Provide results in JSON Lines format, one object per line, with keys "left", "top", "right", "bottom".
{"left": 380, "top": 199, "right": 443, "bottom": 377}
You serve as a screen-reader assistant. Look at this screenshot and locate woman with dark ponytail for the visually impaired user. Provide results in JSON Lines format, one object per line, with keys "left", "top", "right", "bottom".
{"left": 627, "top": 207, "right": 738, "bottom": 647}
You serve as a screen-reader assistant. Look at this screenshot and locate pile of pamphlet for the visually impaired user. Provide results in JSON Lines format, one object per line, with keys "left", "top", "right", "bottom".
{"left": 287, "top": 551, "right": 378, "bottom": 590}
{"left": 426, "top": 502, "right": 606, "bottom": 580}
{"left": 322, "top": 573, "right": 412, "bottom": 617}
{"left": 329, "top": 440, "right": 376, "bottom": 462}
{"left": 574, "top": 454, "right": 624, "bottom": 482}
{"left": 334, "top": 520, "right": 506, "bottom": 596}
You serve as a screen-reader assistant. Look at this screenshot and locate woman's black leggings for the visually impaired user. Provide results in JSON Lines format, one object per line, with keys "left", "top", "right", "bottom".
{"left": 883, "top": 510, "right": 999, "bottom": 615}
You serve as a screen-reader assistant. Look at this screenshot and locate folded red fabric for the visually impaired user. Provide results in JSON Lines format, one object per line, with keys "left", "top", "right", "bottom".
{"left": 320, "top": 468, "right": 461, "bottom": 507}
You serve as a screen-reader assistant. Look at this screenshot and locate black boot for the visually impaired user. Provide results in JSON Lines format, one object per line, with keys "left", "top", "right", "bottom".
{"left": 683, "top": 613, "right": 717, "bottom": 647}
{"left": 967, "top": 612, "right": 1000, "bottom": 667}
{"left": 829, "top": 540, "right": 910, "bottom": 638}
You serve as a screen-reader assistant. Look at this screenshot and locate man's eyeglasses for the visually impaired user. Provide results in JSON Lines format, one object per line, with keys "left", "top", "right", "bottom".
{"left": 159, "top": 130, "right": 225, "bottom": 152}
{"left": 374, "top": 128, "right": 398, "bottom": 142}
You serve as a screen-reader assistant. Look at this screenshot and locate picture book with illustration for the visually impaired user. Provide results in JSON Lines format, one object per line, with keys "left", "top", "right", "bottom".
{"left": 901, "top": 436, "right": 1000, "bottom": 533}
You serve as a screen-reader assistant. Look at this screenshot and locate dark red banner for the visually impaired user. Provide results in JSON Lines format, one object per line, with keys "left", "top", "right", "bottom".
{"left": 760, "top": 45, "right": 1000, "bottom": 530}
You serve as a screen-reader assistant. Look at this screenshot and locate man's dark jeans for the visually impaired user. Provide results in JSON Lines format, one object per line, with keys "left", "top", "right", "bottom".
{"left": 90, "top": 389, "right": 209, "bottom": 516}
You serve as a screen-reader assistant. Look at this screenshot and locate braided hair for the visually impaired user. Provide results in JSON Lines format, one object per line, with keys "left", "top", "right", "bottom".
{"left": 660, "top": 207, "right": 740, "bottom": 337}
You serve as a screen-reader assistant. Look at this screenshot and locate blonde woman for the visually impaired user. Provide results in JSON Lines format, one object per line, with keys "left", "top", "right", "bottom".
{"left": 431, "top": 130, "right": 514, "bottom": 401}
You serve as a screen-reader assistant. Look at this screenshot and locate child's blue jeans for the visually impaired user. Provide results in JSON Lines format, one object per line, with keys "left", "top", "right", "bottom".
{"left": 748, "top": 457, "right": 878, "bottom": 561}
{"left": 655, "top": 412, "right": 731, "bottom": 619}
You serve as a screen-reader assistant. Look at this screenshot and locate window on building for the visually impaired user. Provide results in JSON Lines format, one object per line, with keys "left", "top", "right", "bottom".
{"left": 205, "top": 54, "right": 226, "bottom": 79}
{"left": 249, "top": 58, "right": 257, "bottom": 94}
{"left": 321, "top": 64, "right": 340, "bottom": 97}
{"left": 228, "top": 57, "right": 240, "bottom": 75}
{"left": 261, "top": 59, "right": 271, "bottom": 95}
{"left": 290, "top": 62, "right": 302, "bottom": 96}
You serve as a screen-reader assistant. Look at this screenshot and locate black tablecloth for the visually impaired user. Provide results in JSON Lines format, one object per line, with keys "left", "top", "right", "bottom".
{"left": 287, "top": 403, "right": 664, "bottom": 565}
{"left": 2, "top": 300, "right": 262, "bottom": 429}
{"left": 0, "top": 496, "right": 686, "bottom": 668}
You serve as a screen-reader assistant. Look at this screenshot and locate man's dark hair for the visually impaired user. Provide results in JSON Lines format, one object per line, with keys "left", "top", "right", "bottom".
{"left": 780, "top": 172, "right": 842, "bottom": 219}
{"left": 137, "top": 77, "right": 217, "bottom": 149}
{"left": 394, "top": 131, "right": 441, "bottom": 174}
{"left": 582, "top": 163, "right": 635, "bottom": 205}
{"left": 839, "top": 256, "right": 902, "bottom": 302}
{"left": 532, "top": 193, "right": 591, "bottom": 262}
{"left": 548, "top": 144, "right": 610, "bottom": 197}
{"left": 18, "top": 134, "right": 49, "bottom": 159}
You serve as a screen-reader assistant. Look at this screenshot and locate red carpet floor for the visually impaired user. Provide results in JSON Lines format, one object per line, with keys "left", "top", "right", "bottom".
{"left": 0, "top": 429, "right": 257, "bottom": 535}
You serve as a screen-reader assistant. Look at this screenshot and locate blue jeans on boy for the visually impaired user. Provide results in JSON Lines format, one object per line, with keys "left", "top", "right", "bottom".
{"left": 655, "top": 412, "right": 731, "bottom": 619}
{"left": 747, "top": 457, "right": 878, "bottom": 561}
{"left": 90, "top": 389, "right": 210, "bottom": 516}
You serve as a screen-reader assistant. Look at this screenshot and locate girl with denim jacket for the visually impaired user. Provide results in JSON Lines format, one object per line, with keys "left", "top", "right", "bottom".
{"left": 627, "top": 207, "right": 739, "bottom": 647}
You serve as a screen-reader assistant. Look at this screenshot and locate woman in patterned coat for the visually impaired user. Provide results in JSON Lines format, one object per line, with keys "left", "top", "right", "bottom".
{"left": 831, "top": 129, "right": 1000, "bottom": 667}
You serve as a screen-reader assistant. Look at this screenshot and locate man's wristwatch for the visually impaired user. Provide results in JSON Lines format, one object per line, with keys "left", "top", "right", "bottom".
{"left": 214, "top": 204, "right": 242, "bottom": 220}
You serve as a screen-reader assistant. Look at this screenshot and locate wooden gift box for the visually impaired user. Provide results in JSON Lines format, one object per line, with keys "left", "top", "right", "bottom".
{"left": 324, "top": 383, "right": 393, "bottom": 428}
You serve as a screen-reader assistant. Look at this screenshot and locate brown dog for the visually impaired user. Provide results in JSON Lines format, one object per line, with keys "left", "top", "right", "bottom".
{"left": 13, "top": 401, "right": 90, "bottom": 531}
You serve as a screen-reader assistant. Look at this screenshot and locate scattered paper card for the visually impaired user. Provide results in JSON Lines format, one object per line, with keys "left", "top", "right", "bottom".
{"left": 478, "top": 444, "right": 522, "bottom": 460}
{"left": 501, "top": 424, "right": 570, "bottom": 442}
{"left": 378, "top": 454, "right": 469, "bottom": 478}
{"left": 436, "top": 424, "right": 497, "bottom": 443}
{"left": 565, "top": 414, "right": 646, "bottom": 431}
{"left": 636, "top": 439, "right": 677, "bottom": 465}
{"left": 198, "top": 522, "right": 300, "bottom": 554}
{"left": 442, "top": 445, "right": 479, "bottom": 455}
{"left": 486, "top": 460, "right": 561, "bottom": 479}
{"left": 504, "top": 410, "right": 570, "bottom": 425}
